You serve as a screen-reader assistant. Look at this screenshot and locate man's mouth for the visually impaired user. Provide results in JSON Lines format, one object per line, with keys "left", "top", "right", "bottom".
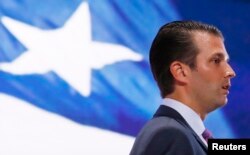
{"left": 222, "top": 83, "right": 231, "bottom": 94}
{"left": 222, "top": 85, "right": 230, "bottom": 90}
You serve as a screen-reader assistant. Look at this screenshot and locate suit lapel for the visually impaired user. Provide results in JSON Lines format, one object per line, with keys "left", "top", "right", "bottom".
{"left": 153, "top": 105, "right": 208, "bottom": 151}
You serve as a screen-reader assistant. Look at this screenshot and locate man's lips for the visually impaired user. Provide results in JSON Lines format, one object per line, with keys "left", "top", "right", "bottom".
{"left": 222, "top": 83, "right": 231, "bottom": 94}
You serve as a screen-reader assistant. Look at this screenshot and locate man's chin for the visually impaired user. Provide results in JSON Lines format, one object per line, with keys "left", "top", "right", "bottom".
{"left": 208, "top": 98, "right": 228, "bottom": 113}
{"left": 216, "top": 97, "right": 228, "bottom": 108}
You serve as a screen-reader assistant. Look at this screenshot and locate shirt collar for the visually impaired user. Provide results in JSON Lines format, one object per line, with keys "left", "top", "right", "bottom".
{"left": 162, "top": 98, "right": 205, "bottom": 136}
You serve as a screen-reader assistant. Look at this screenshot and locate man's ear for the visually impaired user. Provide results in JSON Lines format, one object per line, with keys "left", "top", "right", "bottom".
{"left": 169, "top": 61, "right": 189, "bottom": 84}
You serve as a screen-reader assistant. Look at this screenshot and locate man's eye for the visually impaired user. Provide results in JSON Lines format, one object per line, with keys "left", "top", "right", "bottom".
{"left": 213, "top": 58, "right": 221, "bottom": 64}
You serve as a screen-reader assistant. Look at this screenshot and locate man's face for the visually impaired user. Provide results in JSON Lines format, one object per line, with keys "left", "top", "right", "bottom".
{"left": 189, "top": 32, "right": 236, "bottom": 113}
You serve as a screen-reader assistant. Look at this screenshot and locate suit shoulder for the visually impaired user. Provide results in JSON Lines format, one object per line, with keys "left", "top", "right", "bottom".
{"left": 149, "top": 117, "right": 191, "bottom": 140}
{"left": 143, "top": 116, "right": 189, "bottom": 134}
{"left": 135, "top": 116, "right": 193, "bottom": 146}
{"left": 130, "top": 117, "right": 195, "bottom": 155}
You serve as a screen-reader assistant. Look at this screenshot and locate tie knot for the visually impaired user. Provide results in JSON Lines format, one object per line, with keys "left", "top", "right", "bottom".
{"left": 202, "top": 129, "right": 213, "bottom": 142}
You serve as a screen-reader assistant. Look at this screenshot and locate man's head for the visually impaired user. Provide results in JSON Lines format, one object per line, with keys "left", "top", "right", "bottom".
{"left": 150, "top": 20, "right": 235, "bottom": 114}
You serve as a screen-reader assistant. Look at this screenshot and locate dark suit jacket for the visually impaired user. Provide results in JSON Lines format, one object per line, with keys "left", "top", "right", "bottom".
{"left": 130, "top": 105, "right": 207, "bottom": 155}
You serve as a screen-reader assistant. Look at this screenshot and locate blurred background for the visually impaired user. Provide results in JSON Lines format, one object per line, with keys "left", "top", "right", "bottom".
{"left": 0, "top": 0, "right": 249, "bottom": 154}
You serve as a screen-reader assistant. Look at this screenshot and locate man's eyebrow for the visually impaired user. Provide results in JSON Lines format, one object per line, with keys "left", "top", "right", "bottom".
{"left": 211, "top": 52, "right": 230, "bottom": 61}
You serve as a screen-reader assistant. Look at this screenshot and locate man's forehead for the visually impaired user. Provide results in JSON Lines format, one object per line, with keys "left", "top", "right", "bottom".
{"left": 192, "top": 32, "right": 228, "bottom": 57}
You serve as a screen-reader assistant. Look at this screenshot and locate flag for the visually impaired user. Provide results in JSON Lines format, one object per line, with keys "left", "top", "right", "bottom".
{"left": 0, "top": 0, "right": 250, "bottom": 154}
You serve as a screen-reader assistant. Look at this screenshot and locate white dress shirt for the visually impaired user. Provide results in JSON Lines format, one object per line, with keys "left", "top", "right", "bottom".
{"left": 162, "top": 98, "right": 207, "bottom": 146}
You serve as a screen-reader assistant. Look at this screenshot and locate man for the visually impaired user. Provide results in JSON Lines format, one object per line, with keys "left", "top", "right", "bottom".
{"left": 130, "top": 20, "right": 236, "bottom": 155}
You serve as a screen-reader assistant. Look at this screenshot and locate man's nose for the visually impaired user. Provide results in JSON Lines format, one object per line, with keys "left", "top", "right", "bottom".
{"left": 225, "top": 64, "right": 236, "bottom": 78}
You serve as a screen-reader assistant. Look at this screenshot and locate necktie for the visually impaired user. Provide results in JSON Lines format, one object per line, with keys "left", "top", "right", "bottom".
{"left": 202, "top": 129, "right": 213, "bottom": 142}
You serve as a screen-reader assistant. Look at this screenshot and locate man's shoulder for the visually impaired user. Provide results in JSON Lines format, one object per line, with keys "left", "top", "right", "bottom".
{"left": 146, "top": 116, "right": 188, "bottom": 132}
{"left": 130, "top": 116, "right": 198, "bottom": 155}
{"left": 137, "top": 116, "right": 192, "bottom": 141}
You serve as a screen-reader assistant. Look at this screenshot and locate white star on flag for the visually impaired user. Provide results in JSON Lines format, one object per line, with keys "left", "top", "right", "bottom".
{"left": 0, "top": 2, "right": 142, "bottom": 96}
